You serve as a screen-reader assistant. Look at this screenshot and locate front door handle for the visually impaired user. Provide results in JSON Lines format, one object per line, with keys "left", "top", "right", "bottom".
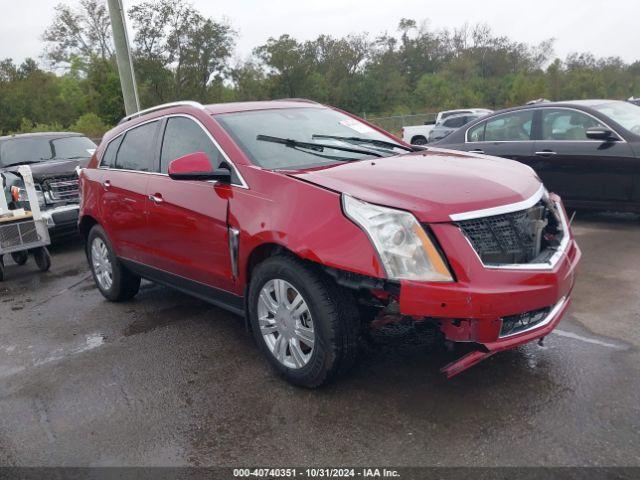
{"left": 469, "top": 149, "right": 485, "bottom": 154}
{"left": 102, "top": 180, "right": 111, "bottom": 190}
{"left": 148, "top": 194, "right": 164, "bottom": 204}
{"left": 535, "top": 150, "right": 557, "bottom": 156}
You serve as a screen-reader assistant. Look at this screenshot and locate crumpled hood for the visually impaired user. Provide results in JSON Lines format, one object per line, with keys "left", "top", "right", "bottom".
{"left": 287, "top": 148, "right": 543, "bottom": 223}
{"left": 2, "top": 158, "right": 89, "bottom": 182}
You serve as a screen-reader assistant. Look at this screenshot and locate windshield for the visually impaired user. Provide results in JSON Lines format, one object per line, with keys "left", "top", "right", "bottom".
{"left": 0, "top": 135, "right": 97, "bottom": 167}
{"left": 215, "top": 107, "right": 407, "bottom": 170}
{"left": 591, "top": 101, "right": 640, "bottom": 135}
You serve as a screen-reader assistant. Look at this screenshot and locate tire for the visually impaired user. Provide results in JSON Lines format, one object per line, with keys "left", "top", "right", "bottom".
{"left": 32, "top": 247, "right": 51, "bottom": 272}
{"left": 411, "top": 135, "right": 428, "bottom": 145}
{"left": 11, "top": 251, "right": 28, "bottom": 265}
{"left": 0, "top": 256, "right": 4, "bottom": 281}
{"left": 248, "top": 255, "right": 360, "bottom": 388}
{"left": 87, "top": 225, "right": 141, "bottom": 302}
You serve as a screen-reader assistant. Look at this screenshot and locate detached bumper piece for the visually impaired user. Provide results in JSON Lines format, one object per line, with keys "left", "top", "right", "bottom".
{"left": 440, "top": 296, "right": 570, "bottom": 379}
{"left": 441, "top": 350, "right": 495, "bottom": 379}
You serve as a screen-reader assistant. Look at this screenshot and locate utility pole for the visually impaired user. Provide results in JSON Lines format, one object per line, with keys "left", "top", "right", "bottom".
{"left": 107, "top": 0, "right": 140, "bottom": 115}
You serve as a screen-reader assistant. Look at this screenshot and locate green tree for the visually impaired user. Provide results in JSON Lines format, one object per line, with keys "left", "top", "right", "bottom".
{"left": 43, "top": 0, "right": 114, "bottom": 70}
{"left": 70, "top": 112, "right": 109, "bottom": 138}
{"left": 129, "top": 0, "right": 235, "bottom": 103}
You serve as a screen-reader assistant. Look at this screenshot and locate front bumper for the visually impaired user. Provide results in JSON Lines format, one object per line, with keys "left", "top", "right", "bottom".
{"left": 397, "top": 220, "right": 581, "bottom": 377}
{"left": 41, "top": 204, "right": 80, "bottom": 236}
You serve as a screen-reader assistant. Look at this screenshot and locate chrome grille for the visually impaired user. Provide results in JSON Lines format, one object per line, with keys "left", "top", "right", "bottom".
{"left": 0, "top": 220, "right": 41, "bottom": 249}
{"left": 456, "top": 201, "right": 563, "bottom": 265}
{"left": 42, "top": 175, "right": 79, "bottom": 202}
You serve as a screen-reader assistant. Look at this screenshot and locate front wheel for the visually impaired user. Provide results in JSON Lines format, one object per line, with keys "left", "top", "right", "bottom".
{"left": 248, "top": 255, "right": 360, "bottom": 388}
{"left": 87, "top": 225, "right": 141, "bottom": 302}
{"left": 32, "top": 247, "right": 51, "bottom": 272}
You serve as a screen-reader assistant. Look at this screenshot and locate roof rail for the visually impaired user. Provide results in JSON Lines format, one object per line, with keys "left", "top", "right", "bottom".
{"left": 118, "top": 101, "right": 206, "bottom": 125}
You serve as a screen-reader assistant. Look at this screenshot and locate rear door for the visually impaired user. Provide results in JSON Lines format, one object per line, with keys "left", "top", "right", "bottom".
{"left": 462, "top": 110, "right": 536, "bottom": 163}
{"left": 144, "top": 115, "right": 235, "bottom": 293}
{"left": 534, "top": 107, "right": 635, "bottom": 204}
{"left": 99, "top": 120, "right": 160, "bottom": 262}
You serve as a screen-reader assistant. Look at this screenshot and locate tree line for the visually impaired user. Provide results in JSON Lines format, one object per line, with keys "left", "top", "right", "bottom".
{"left": 1, "top": 0, "right": 639, "bottom": 136}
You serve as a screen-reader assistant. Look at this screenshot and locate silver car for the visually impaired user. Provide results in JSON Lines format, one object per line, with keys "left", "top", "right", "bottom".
{"left": 428, "top": 113, "right": 487, "bottom": 143}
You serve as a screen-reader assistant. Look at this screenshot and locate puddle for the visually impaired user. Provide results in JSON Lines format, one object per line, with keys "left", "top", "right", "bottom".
{"left": 33, "top": 333, "right": 106, "bottom": 367}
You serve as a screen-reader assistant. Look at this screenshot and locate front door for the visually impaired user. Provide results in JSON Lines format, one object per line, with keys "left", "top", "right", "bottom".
{"left": 144, "top": 115, "right": 234, "bottom": 293}
{"left": 534, "top": 108, "right": 635, "bottom": 204}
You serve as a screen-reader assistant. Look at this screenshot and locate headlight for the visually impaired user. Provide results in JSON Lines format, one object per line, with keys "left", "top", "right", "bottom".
{"left": 342, "top": 194, "right": 453, "bottom": 282}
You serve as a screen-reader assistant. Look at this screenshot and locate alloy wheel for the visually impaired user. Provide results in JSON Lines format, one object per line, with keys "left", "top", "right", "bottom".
{"left": 91, "top": 237, "right": 113, "bottom": 291}
{"left": 257, "top": 279, "right": 315, "bottom": 369}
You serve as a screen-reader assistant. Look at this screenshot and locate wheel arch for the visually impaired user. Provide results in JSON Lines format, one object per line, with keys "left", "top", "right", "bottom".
{"left": 78, "top": 215, "right": 99, "bottom": 241}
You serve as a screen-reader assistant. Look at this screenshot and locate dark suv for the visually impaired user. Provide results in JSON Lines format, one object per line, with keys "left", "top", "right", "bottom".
{"left": 1, "top": 132, "right": 97, "bottom": 237}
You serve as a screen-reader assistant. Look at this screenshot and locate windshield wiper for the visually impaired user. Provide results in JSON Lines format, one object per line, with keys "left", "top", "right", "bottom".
{"left": 256, "top": 134, "right": 384, "bottom": 158}
{"left": 311, "top": 134, "right": 416, "bottom": 152}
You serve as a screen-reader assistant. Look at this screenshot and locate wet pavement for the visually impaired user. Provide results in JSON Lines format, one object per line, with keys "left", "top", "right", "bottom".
{"left": 0, "top": 213, "right": 639, "bottom": 467}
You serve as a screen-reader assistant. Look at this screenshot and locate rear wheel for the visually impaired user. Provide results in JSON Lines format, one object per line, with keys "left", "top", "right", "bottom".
{"left": 32, "top": 247, "right": 51, "bottom": 272}
{"left": 87, "top": 225, "right": 140, "bottom": 302}
{"left": 411, "top": 135, "right": 428, "bottom": 145}
{"left": 11, "top": 251, "right": 28, "bottom": 265}
{"left": 248, "top": 255, "right": 360, "bottom": 388}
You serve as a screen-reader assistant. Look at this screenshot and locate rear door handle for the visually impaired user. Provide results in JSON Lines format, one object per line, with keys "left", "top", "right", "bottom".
{"left": 535, "top": 151, "right": 557, "bottom": 156}
{"left": 148, "top": 194, "right": 164, "bottom": 204}
{"left": 469, "top": 149, "right": 484, "bottom": 154}
{"left": 102, "top": 180, "right": 111, "bottom": 190}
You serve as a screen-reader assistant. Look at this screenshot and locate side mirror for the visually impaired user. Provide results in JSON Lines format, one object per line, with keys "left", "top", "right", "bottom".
{"left": 168, "top": 152, "right": 231, "bottom": 182}
{"left": 586, "top": 127, "right": 616, "bottom": 141}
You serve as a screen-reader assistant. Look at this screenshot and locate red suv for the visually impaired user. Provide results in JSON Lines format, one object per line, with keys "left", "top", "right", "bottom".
{"left": 79, "top": 100, "right": 581, "bottom": 387}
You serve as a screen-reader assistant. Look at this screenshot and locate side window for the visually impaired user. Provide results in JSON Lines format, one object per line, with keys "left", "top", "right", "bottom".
{"left": 100, "top": 135, "right": 123, "bottom": 168}
{"left": 468, "top": 122, "right": 486, "bottom": 142}
{"left": 484, "top": 111, "right": 534, "bottom": 141}
{"left": 160, "top": 117, "right": 222, "bottom": 174}
{"left": 444, "top": 116, "right": 467, "bottom": 128}
{"left": 541, "top": 109, "right": 606, "bottom": 140}
{"left": 115, "top": 121, "right": 159, "bottom": 172}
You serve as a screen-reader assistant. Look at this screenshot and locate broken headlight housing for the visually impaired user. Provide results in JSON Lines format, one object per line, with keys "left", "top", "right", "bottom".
{"left": 342, "top": 194, "right": 453, "bottom": 282}
{"left": 10, "top": 185, "right": 45, "bottom": 207}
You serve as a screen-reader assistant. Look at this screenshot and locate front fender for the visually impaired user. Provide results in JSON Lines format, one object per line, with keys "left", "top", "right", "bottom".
{"left": 227, "top": 168, "right": 385, "bottom": 292}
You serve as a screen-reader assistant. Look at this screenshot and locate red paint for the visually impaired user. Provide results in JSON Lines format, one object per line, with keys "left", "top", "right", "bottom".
{"left": 167, "top": 151, "right": 214, "bottom": 177}
{"left": 79, "top": 100, "right": 581, "bottom": 378}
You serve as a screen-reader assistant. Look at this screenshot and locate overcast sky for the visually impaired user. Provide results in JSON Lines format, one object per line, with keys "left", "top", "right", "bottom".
{"left": 1, "top": 0, "right": 638, "bottom": 66}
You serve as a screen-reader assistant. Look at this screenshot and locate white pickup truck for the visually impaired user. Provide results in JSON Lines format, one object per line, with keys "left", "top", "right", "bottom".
{"left": 402, "top": 108, "right": 493, "bottom": 145}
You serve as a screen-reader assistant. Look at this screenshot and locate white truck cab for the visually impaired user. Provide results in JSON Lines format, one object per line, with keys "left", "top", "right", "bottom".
{"left": 402, "top": 108, "right": 493, "bottom": 145}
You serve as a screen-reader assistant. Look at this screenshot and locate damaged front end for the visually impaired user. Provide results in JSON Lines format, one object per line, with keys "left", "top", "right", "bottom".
{"left": 327, "top": 189, "right": 581, "bottom": 379}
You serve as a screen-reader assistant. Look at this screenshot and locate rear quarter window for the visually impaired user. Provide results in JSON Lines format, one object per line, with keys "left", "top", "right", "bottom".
{"left": 100, "top": 135, "right": 123, "bottom": 168}
{"left": 467, "top": 122, "right": 486, "bottom": 142}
